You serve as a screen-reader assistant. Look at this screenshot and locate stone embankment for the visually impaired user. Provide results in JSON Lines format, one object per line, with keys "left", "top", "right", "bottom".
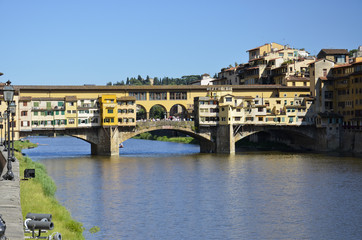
{"left": 0, "top": 146, "right": 24, "bottom": 240}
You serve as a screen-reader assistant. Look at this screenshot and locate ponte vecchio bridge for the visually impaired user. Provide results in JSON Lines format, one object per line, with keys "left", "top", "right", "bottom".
{"left": 0, "top": 84, "right": 340, "bottom": 155}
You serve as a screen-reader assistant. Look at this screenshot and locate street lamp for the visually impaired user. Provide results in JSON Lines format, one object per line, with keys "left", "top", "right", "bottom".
{"left": 0, "top": 117, "right": 3, "bottom": 146}
{"left": 2, "top": 80, "right": 15, "bottom": 181}
{"left": 3, "top": 112, "right": 7, "bottom": 150}
{"left": 9, "top": 101, "right": 16, "bottom": 162}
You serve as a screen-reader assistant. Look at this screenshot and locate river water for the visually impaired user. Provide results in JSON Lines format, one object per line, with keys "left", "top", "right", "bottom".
{"left": 23, "top": 136, "right": 362, "bottom": 240}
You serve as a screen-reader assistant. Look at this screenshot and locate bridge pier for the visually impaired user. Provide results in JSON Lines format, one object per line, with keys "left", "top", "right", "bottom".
{"left": 200, "top": 139, "right": 215, "bottom": 153}
{"left": 91, "top": 127, "right": 120, "bottom": 156}
{"left": 215, "top": 125, "right": 235, "bottom": 154}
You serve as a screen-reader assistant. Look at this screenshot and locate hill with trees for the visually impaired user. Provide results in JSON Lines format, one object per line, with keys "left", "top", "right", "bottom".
{"left": 106, "top": 75, "right": 203, "bottom": 86}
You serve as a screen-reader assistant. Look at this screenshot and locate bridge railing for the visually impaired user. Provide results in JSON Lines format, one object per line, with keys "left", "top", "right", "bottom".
{"left": 136, "top": 119, "right": 195, "bottom": 130}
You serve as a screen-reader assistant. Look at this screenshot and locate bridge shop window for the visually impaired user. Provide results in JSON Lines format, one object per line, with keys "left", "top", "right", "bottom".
{"left": 21, "top": 121, "right": 29, "bottom": 127}
{"left": 129, "top": 92, "right": 146, "bottom": 100}
{"left": 78, "top": 119, "right": 88, "bottom": 124}
{"left": 170, "top": 92, "right": 187, "bottom": 100}
{"left": 149, "top": 92, "right": 167, "bottom": 100}
{"left": 104, "top": 118, "right": 114, "bottom": 123}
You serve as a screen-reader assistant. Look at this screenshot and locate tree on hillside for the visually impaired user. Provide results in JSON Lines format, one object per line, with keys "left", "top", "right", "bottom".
{"left": 145, "top": 75, "right": 151, "bottom": 85}
{"left": 114, "top": 80, "right": 125, "bottom": 85}
{"left": 349, "top": 49, "right": 357, "bottom": 57}
{"left": 153, "top": 77, "right": 160, "bottom": 85}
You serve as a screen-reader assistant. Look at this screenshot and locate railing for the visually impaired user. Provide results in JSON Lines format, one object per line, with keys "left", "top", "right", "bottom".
{"left": 32, "top": 106, "right": 65, "bottom": 111}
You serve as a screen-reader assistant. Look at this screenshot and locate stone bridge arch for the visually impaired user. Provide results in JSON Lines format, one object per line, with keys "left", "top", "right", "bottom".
{"left": 149, "top": 104, "right": 167, "bottom": 120}
{"left": 234, "top": 125, "right": 319, "bottom": 150}
{"left": 136, "top": 104, "right": 147, "bottom": 120}
{"left": 19, "top": 127, "right": 119, "bottom": 155}
{"left": 169, "top": 104, "right": 188, "bottom": 119}
{"left": 119, "top": 121, "right": 211, "bottom": 143}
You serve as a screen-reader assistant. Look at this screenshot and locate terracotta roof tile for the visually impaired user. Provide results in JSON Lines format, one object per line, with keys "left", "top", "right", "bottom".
{"left": 319, "top": 49, "right": 349, "bottom": 55}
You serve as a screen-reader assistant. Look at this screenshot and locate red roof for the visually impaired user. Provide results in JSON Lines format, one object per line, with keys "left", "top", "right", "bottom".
{"left": 332, "top": 63, "right": 351, "bottom": 69}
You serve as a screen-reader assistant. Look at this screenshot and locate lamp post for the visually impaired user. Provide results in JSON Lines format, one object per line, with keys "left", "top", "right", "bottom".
{"left": 9, "top": 101, "right": 16, "bottom": 162}
{"left": 2, "top": 80, "right": 15, "bottom": 181}
{"left": 3, "top": 112, "right": 7, "bottom": 150}
{"left": 0, "top": 117, "right": 3, "bottom": 146}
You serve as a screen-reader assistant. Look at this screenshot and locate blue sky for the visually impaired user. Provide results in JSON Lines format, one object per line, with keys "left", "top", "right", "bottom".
{"left": 1, "top": 0, "right": 361, "bottom": 85}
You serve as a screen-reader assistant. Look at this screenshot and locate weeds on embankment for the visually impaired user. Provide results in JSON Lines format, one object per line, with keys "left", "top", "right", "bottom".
{"left": 16, "top": 140, "right": 85, "bottom": 239}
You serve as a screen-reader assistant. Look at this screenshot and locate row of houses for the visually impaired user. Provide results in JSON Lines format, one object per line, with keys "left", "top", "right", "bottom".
{"left": 193, "top": 43, "right": 362, "bottom": 129}
{"left": 310, "top": 56, "right": 362, "bottom": 128}
{"left": 194, "top": 86, "right": 317, "bottom": 128}
{"left": 14, "top": 95, "right": 136, "bottom": 132}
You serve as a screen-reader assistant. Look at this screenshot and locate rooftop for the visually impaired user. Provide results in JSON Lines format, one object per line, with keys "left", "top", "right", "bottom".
{"left": 318, "top": 49, "right": 349, "bottom": 55}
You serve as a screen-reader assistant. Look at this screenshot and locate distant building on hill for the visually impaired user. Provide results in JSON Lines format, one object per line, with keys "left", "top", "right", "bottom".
{"left": 190, "top": 74, "right": 215, "bottom": 85}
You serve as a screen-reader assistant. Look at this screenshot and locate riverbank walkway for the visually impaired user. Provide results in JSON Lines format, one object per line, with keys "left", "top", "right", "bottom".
{"left": 0, "top": 146, "right": 24, "bottom": 240}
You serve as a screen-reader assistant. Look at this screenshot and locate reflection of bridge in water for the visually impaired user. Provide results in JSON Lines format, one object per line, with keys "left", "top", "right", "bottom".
{"left": 20, "top": 120, "right": 328, "bottom": 155}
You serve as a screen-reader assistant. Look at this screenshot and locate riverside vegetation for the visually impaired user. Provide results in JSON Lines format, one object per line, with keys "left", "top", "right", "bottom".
{"left": 133, "top": 132, "right": 198, "bottom": 144}
{"left": 15, "top": 140, "right": 85, "bottom": 239}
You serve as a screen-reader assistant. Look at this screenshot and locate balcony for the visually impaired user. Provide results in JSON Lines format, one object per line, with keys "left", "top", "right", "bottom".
{"left": 103, "top": 103, "right": 116, "bottom": 108}
{"left": 32, "top": 106, "right": 65, "bottom": 111}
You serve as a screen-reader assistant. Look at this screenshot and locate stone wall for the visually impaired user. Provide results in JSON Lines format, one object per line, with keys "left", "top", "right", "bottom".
{"left": 340, "top": 130, "right": 362, "bottom": 154}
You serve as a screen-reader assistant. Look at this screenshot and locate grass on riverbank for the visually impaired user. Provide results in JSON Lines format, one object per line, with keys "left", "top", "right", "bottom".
{"left": 133, "top": 132, "right": 198, "bottom": 144}
{"left": 16, "top": 140, "right": 85, "bottom": 239}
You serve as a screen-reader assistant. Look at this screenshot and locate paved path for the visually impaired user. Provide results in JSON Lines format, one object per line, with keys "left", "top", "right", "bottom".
{"left": 0, "top": 147, "right": 24, "bottom": 240}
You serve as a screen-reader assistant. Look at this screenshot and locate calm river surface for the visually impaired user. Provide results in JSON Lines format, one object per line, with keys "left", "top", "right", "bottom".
{"left": 23, "top": 136, "right": 362, "bottom": 240}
